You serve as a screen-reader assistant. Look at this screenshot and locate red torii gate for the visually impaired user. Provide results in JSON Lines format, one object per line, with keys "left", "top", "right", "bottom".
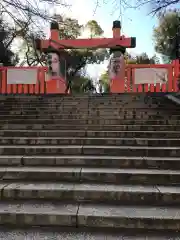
{"left": 0, "top": 20, "right": 178, "bottom": 95}
{"left": 35, "top": 20, "right": 136, "bottom": 93}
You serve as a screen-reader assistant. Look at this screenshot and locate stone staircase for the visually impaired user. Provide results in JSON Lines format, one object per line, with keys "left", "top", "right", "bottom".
{"left": 0, "top": 94, "right": 180, "bottom": 239}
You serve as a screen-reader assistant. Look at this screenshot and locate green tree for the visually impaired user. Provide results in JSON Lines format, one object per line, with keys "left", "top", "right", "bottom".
{"left": 70, "top": 75, "right": 95, "bottom": 93}
{"left": 85, "top": 20, "right": 104, "bottom": 38}
{"left": 99, "top": 71, "right": 110, "bottom": 93}
{"left": 126, "top": 52, "right": 160, "bottom": 64}
{"left": 153, "top": 10, "right": 180, "bottom": 61}
{"left": 0, "top": 0, "right": 70, "bottom": 66}
{"left": 0, "top": 16, "right": 19, "bottom": 66}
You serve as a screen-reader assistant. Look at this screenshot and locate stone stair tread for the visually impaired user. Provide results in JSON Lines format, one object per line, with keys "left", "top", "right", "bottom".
{"left": 3, "top": 124, "right": 179, "bottom": 126}
{"left": 2, "top": 166, "right": 180, "bottom": 175}
{"left": 2, "top": 130, "right": 179, "bottom": 139}
{"left": 1, "top": 115, "right": 180, "bottom": 120}
{"left": 1, "top": 145, "right": 180, "bottom": 150}
{"left": 0, "top": 200, "right": 180, "bottom": 220}
{"left": 80, "top": 167, "right": 180, "bottom": 175}
{"left": 4, "top": 182, "right": 180, "bottom": 194}
{"left": 2, "top": 155, "right": 180, "bottom": 170}
{"left": 0, "top": 137, "right": 179, "bottom": 141}
{"left": 1, "top": 166, "right": 81, "bottom": 172}
{"left": 0, "top": 228, "right": 178, "bottom": 239}
{"left": 21, "top": 155, "right": 180, "bottom": 161}
{"left": 2, "top": 118, "right": 180, "bottom": 121}
{"left": 0, "top": 201, "right": 78, "bottom": 214}
{"left": 78, "top": 204, "right": 180, "bottom": 219}
{"left": 2, "top": 120, "right": 180, "bottom": 125}
{"left": 0, "top": 145, "right": 83, "bottom": 148}
{"left": 83, "top": 145, "right": 180, "bottom": 149}
{"left": 1, "top": 130, "right": 179, "bottom": 133}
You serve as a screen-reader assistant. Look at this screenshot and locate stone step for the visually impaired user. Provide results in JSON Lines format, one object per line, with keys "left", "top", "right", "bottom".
{"left": 2, "top": 182, "right": 180, "bottom": 206}
{"left": 0, "top": 111, "right": 160, "bottom": 118}
{"left": 0, "top": 229, "right": 178, "bottom": 240}
{"left": 5, "top": 98, "right": 150, "bottom": 104}
{"left": 0, "top": 114, "right": 180, "bottom": 120}
{"left": 0, "top": 145, "right": 180, "bottom": 157}
{"left": 2, "top": 118, "right": 180, "bottom": 125}
{"left": 2, "top": 124, "right": 180, "bottom": 131}
{"left": 0, "top": 155, "right": 180, "bottom": 170}
{"left": 0, "top": 98, "right": 156, "bottom": 104}
{"left": 75, "top": 203, "right": 180, "bottom": 230}
{"left": 1, "top": 103, "right": 178, "bottom": 111}
{"left": 1, "top": 107, "right": 179, "bottom": 113}
{"left": 0, "top": 96, "right": 176, "bottom": 110}
{"left": 1, "top": 166, "right": 180, "bottom": 185}
{"left": 0, "top": 201, "right": 179, "bottom": 230}
{"left": 0, "top": 93, "right": 174, "bottom": 102}
{"left": 1, "top": 130, "right": 180, "bottom": 138}
{"left": 0, "top": 107, "right": 178, "bottom": 113}
{"left": 0, "top": 106, "right": 179, "bottom": 112}
{"left": 0, "top": 137, "right": 180, "bottom": 147}
{"left": 21, "top": 156, "right": 180, "bottom": 170}
{"left": 0, "top": 94, "right": 174, "bottom": 102}
{"left": 0, "top": 94, "right": 159, "bottom": 101}
{"left": 0, "top": 103, "right": 167, "bottom": 109}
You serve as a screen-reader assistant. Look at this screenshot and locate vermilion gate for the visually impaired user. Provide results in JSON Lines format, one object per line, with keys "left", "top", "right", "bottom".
{"left": 0, "top": 19, "right": 179, "bottom": 95}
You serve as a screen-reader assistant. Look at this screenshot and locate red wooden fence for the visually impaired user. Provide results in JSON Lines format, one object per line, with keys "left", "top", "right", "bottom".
{"left": 125, "top": 60, "right": 179, "bottom": 93}
{"left": 0, "top": 60, "right": 179, "bottom": 94}
{"left": 0, "top": 66, "right": 47, "bottom": 94}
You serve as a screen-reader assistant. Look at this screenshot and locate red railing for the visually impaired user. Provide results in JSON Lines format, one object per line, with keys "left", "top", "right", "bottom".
{"left": 125, "top": 62, "right": 179, "bottom": 93}
{"left": 0, "top": 60, "right": 180, "bottom": 94}
{"left": 0, "top": 66, "right": 47, "bottom": 94}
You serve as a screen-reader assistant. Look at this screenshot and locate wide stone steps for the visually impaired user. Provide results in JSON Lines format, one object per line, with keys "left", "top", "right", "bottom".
{"left": 0, "top": 137, "right": 179, "bottom": 147}
{"left": 0, "top": 94, "right": 180, "bottom": 236}
{"left": 1, "top": 129, "right": 180, "bottom": 138}
{"left": 0, "top": 201, "right": 179, "bottom": 231}
{"left": 1, "top": 166, "right": 180, "bottom": 185}
{"left": 0, "top": 145, "right": 180, "bottom": 157}
{"left": 1, "top": 182, "right": 180, "bottom": 206}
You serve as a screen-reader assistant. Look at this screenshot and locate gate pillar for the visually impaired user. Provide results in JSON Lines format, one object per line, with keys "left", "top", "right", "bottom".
{"left": 109, "top": 21, "right": 126, "bottom": 93}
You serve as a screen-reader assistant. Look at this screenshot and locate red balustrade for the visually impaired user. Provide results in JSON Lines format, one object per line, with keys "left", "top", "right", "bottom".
{"left": 0, "top": 67, "right": 47, "bottom": 94}
{"left": 125, "top": 61, "right": 179, "bottom": 93}
{"left": 0, "top": 66, "right": 67, "bottom": 94}
{"left": 0, "top": 60, "right": 179, "bottom": 94}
